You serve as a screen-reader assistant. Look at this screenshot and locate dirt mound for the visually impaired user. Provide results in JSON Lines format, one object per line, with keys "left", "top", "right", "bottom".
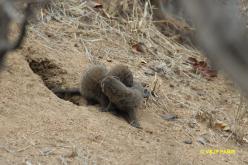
{"left": 0, "top": 0, "right": 248, "bottom": 164}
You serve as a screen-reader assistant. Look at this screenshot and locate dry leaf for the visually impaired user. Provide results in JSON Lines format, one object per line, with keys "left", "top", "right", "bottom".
{"left": 214, "top": 120, "right": 230, "bottom": 131}
{"left": 132, "top": 42, "right": 146, "bottom": 53}
{"left": 187, "top": 57, "right": 217, "bottom": 79}
{"left": 187, "top": 57, "right": 197, "bottom": 64}
{"left": 87, "top": 1, "right": 103, "bottom": 8}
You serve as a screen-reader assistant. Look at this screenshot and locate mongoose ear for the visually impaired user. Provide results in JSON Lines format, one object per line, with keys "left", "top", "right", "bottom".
{"left": 112, "top": 76, "right": 120, "bottom": 80}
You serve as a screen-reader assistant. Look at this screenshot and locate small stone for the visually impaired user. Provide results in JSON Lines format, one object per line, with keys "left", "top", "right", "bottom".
{"left": 40, "top": 147, "right": 54, "bottom": 156}
{"left": 144, "top": 69, "right": 155, "bottom": 76}
{"left": 145, "top": 130, "right": 153, "bottom": 134}
{"left": 106, "top": 58, "right": 112, "bottom": 62}
{"left": 25, "top": 160, "right": 32, "bottom": 165}
{"left": 132, "top": 42, "right": 146, "bottom": 53}
{"left": 188, "top": 121, "right": 196, "bottom": 128}
{"left": 140, "top": 59, "right": 147, "bottom": 64}
{"left": 183, "top": 139, "right": 192, "bottom": 144}
{"left": 161, "top": 114, "right": 178, "bottom": 121}
{"left": 197, "top": 136, "right": 209, "bottom": 145}
{"left": 149, "top": 62, "right": 167, "bottom": 74}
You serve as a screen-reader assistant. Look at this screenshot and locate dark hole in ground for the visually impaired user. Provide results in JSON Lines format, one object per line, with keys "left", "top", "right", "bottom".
{"left": 26, "top": 57, "right": 83, "bottom": 105}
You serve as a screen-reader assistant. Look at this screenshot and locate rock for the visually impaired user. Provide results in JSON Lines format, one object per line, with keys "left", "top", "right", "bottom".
{"left": 183, "top": 139, "right": 192, "bottom": 144}
{"left": 161, "top": 114, "right": 178, "bottom": 121}
{"left": 144, "top": 69, "right": 155, "bottom": 76}
{"left": 188, "top": 120, "right": 197, "bottom": 128}
{"left": 40, "top": 147, "right": 54, "bottom": 156}
{"left": 149, "top": 62, "right": 168, "bottom": 74}
{"left": 197, "top": 135, "right": 210, "bottom": 145}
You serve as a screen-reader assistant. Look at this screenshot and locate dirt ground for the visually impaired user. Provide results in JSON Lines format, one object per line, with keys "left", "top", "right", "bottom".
{"left": 1, "top": 0, "right": 248, "bottom": 164}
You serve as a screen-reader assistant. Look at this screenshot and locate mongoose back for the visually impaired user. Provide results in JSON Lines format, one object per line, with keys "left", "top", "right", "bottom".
{"left": 107, "top": 64, "right": 133, "bottom": 87}
{"left": 79, "top": 64, "right": 109, "bottom": 107}
{"left": 101, "top": 76, "right": 143, "bottom": 128}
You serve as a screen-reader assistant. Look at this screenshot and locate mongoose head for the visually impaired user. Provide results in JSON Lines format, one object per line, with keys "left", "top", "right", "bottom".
{"left": 101, "top": 76, "right": 121, "bottom": 93}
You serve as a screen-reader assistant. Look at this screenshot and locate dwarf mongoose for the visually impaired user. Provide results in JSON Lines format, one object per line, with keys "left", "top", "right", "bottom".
{"left": 101, "top": 76, "right": 143, "bottom": 128}
{"left": 53, "top": 64, "right": 134, "bottom": 109}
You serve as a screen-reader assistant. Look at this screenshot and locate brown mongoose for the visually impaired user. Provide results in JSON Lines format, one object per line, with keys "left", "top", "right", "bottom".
{"left": 101, "top": 76, "right": 143, "bottom": 128}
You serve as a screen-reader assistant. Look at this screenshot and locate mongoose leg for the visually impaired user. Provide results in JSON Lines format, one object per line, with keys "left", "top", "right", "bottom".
{"left": 102, "top": 102, "right": 118, "bottom": 115}
{"left": 128, "top": 109, "right": 141, "bottom": 129}
{"left": 86, "top": 98, "right": 98, "bottom": 105}
{"left": 99, "top": 94, "right": 109, "bottom": 111}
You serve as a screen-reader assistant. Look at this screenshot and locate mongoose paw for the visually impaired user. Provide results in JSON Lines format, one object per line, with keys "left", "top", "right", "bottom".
{"left": 110, "top": 109, "right": 118, "bottom": 116}
{"left": 130, "top": 121, "right": 142, "bottom": 129}
{"left": 100, "top": 107, "right": 109, "bottom": 112}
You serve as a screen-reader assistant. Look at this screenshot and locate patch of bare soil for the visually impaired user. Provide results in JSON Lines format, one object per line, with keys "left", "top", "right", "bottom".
{"left": 1, "top": 0, "right": 248, "bottom": 164}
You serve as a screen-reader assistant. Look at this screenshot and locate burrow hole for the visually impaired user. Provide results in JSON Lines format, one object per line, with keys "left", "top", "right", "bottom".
{"left": 26, "top": 57, "right": 83, "bottom": 105}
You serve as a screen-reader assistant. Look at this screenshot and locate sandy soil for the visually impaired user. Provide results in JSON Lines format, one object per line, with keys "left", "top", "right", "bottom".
{"left": 1, "top": 0, "right": 248, "bottom": 164}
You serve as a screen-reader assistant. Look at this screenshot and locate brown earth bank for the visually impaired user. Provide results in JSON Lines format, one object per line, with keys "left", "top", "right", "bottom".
{"left": 1, "top": 0, "right": 248, "bottom": 164}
